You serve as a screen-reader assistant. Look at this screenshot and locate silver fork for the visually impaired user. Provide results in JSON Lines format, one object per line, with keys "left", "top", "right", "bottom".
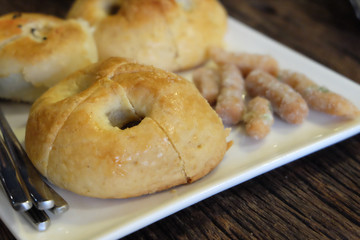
{"left": 0, "top": 107, "right": 68, "bottom": 231}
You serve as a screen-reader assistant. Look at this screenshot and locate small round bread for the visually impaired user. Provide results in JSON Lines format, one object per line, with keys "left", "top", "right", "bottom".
{"left": 67, "top": 0, "right": 227, "bottom": 71}
{"left": 0, "top": 12, "right": 98, "bottom": 102}
{"left": 25, "top": 57, "right": 230, "bottom": 199}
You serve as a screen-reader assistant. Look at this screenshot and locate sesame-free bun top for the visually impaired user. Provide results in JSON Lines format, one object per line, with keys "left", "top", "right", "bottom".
{"left": 25, "top": 57, "right": 230, "bottom": 198}
{"left": 0, "top": 12, "right": 98, "bottom": 102}
{"left": 67, "top": 0, "right": 227, "bottom": 71}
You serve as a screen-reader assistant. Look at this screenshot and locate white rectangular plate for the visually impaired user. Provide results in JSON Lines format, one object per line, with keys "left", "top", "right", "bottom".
{"left": 1, "top": 17, "right": 360, "bottom": 240}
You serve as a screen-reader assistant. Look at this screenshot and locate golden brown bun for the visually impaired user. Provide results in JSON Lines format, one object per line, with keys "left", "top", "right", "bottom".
{"left": 67, "top": 0, "right": 227, "bottom": 71}
{"left": 0, "top": 13, "right": 98, "bottom": 102}
{"left": 25, "top": 57, "right": 230, "bottom": 198}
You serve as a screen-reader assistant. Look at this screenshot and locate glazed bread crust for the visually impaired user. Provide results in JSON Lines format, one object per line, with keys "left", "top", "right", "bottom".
{"left": 67, "top": 0, "right": 227, "bottom": 71}
{"left": 25, "top": 58, "right": 229, "bottom": 198}
{"left": 0, "top": 13, "right": 98, "bottom": 102}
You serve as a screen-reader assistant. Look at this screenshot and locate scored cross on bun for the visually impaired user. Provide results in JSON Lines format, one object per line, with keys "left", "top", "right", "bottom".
{"left": 67, "top": 0, "right": 228, "bottom": 71}
{"left": 0, "top": 12, "right": 98, "bottom": 102}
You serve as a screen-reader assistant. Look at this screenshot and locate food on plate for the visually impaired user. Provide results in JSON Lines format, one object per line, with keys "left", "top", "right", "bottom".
{"left": 215, "top": 63, "right": 246, "bottom": 125}
{"left": 243, "top": 96, "right": 274, "bottom": 140}
{"left": 209, "top": 47, "right": 279, "bottom": 76}
{"left": 245, "top": 70, "right": 308, "bottom": 124}
{"left": 278, "top": 70, "right": 360, "bottom": 119}
{"left": 195, "top": 48, "right": 358, "bottom": 139}
{"left": 25, "top": 57, "right": 230, "bottom": 199}
{"left": 67, "top": 0, "right": 227, "bottom": 71}
{"left": 0, "top": 12, "right": 98, "bottom": 102}
{"left": 192, "top": 66, "right": 220, "bottom": 105}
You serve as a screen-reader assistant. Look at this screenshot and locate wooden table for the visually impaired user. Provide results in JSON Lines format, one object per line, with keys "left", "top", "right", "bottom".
{"left": 1, "top": 0, "right": 360, "bottom": 239}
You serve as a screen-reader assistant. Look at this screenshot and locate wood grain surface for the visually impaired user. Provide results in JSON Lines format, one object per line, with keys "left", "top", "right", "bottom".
{"left": 0, "top": 0, "right": 360, "bottom": 239}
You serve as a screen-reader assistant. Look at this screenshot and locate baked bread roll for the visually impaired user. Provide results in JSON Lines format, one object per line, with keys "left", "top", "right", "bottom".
{"left": 25, "top": 57, "right": 230, "bottom": 199}
{"left": 0, "top": 12, "right": 98, "bottom": 102}
{"left": 67, "top": 0, "right": 227, "bottom": 71}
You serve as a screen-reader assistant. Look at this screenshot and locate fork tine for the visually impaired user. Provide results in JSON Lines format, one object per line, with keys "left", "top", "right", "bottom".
{"left": 0, "top": 108, "right": 68, "bottom": 212}
{"left": 0, "top": 136, "right": 32, "bottom": 211}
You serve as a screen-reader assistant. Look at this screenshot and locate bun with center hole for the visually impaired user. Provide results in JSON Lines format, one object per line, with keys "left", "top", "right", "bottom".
{"left": 0, "top": 12, "right": 98, "bottom": 102}
{"left": 25, "top": 57, "right": 230, "bottom": 198}
{"left": 67, "top": 0, "right": 227, "bottom": 71}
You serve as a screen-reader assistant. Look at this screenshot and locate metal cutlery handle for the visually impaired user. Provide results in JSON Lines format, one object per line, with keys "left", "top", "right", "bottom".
{"left": 0, "top": 108, "right": 68, "bottom": 211}
{"left": 0, "top": 137, "right": 32, "bottom": 211}
{"left": 0, "top": 109, "right": 54, "bottom": 210}
{"left": 21, "top": 207, "right": 50, "bottom": 232}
